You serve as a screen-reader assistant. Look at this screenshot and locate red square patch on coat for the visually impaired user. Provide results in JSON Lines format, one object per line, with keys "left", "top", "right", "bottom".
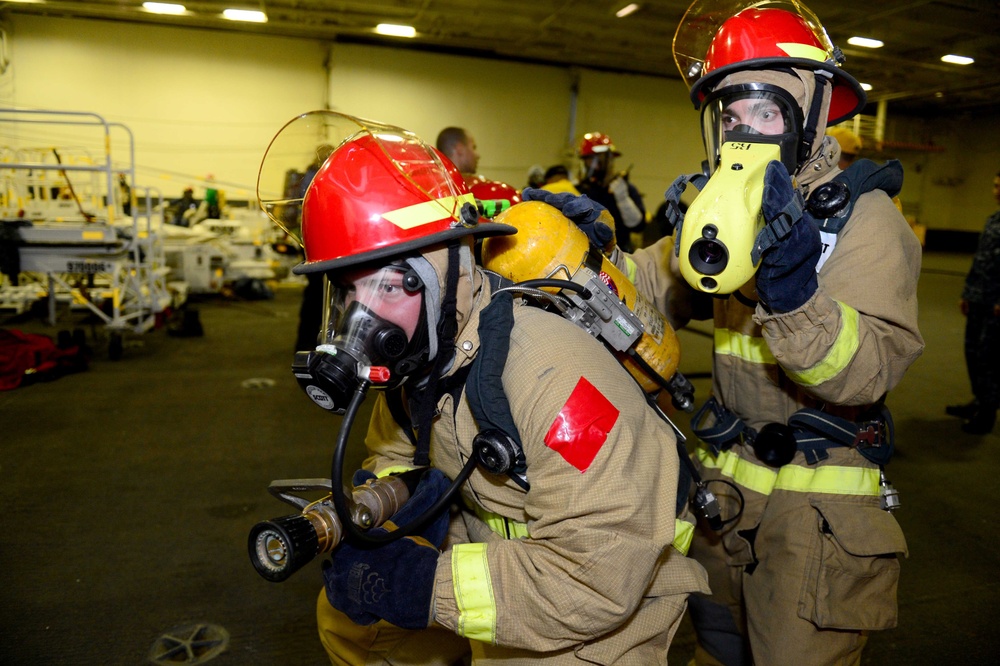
{"left": 543, "top": 377, "right": 620, "bottom": 472}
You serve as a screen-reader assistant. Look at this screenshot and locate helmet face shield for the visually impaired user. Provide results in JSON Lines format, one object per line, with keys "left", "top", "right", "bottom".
{"left": 673, "top": 1, "right": 864, "bottom": 125}
{"left": 701, "top": 84, "right": 803, "bottom": 174}
{"left": 256, "top": 111, "right": 468, "bottom": 250}
{"left": 673, "top": 0, "right": 834, "bottom": 90}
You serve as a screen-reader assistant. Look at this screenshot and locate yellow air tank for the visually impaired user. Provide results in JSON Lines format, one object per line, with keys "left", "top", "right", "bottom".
{"left": 482, "top": 201, "right": 686, "bottom": 403}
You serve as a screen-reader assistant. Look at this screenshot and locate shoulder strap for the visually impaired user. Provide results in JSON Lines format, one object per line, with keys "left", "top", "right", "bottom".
{"left": 465, "top": 291, "right": 526, "bottom": 479}
{"left": 666, "top": 171, "right": 709, "bottom": 258}
{"left": 384, "top": 389, "right": 417, "bottom": 446}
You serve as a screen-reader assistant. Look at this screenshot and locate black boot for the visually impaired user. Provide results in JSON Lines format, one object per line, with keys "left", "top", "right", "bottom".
{"left": 961, "top": 407, "right": 997, "bottom": 435}
{"left": 946, "top": 400, "right": 979, "bottom": 419}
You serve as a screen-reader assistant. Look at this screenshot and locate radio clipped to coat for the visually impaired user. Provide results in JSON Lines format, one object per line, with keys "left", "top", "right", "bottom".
{"left": 481, "top": 200, "right": 694, "bottom": 412}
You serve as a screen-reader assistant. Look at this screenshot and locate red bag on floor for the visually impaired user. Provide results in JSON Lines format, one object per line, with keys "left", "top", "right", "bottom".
{"left": 0, "top": 329, "right": 88, "bottom": 391}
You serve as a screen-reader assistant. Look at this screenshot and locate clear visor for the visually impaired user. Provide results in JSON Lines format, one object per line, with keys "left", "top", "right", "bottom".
{"left": 256, "top": 111, "right": 464, "bottom": 247}
{"left": 672, "top": 0, "right": 833, "bottom": 88}
{"left": 701, "top": 86, "right": 800, "bottom": 173}
{"left": 322, "top": 265, "right": 424, "bottom": 360}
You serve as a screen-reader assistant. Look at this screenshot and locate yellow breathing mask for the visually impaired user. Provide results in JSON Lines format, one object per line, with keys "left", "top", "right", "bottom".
{"left": 678, "top": 140, "right": 781, "bottom": 294}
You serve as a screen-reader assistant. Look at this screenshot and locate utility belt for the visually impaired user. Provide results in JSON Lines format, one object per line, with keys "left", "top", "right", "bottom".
{"left": 691, "top": 396, "right": 895, "bottom": 468}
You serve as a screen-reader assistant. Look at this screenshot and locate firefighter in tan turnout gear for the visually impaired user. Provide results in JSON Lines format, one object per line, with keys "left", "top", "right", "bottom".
{"left": 646, "top": 2, "right": 922, "bottom": 663}
{"left": 256, "top": 111, "right": 708, "bottom": 665}
{"left": 527, "top": 1, "right": 924, "bottom": 663}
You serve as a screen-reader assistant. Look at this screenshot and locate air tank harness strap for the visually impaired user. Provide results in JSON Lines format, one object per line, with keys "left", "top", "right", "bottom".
{"left": 465, "top": 289, "right": 529, "bottom": 490}
{"left": 666, "top": 172, "right": 708, "bottom": 258}
{"left": 691, "top": 396, "right": 894, "bottom": 466}
{"left": 788, "top": 406, "right": 895, "bottom": 466}
{"left": 807, "top": 159, "right": 905, "bottom": 234}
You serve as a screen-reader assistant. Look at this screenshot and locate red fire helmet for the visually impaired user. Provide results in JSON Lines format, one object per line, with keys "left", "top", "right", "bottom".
{"left": 578, "top": 132, "right": 621, "bottom": 158}
{"left": 256, "top": 112, "right": 514, "bottom": 274}
{"left": 674, "top": 0, "right": 865, "bottom": 125}
{"left": 466, "top": 176, "right": 522, "bottom": 206}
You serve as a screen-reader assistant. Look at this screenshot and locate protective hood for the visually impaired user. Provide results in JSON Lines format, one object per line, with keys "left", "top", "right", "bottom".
{"left": 403, "top": 239, "right": 480, "bottom": 365}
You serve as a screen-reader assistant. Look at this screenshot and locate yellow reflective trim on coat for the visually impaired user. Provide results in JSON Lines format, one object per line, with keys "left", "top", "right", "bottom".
{"left": 374, "top": 465, "right": 414, "bottom": 478}
{"left": 381, "top": 193, "right": 475, "bottom": 230}
{"left": 623, "top": 255, "right": 638, "bottom": 284}
{"left": 452, "top": 543, "right": 497, "bottom": 643}
{"left": 696, "top": 447, "right": 880, "bottom": 496}
{"left": 673, "top": 519, "right": 694, "bottom": 555}
{"left": 714, "top": 328, "right": 776, "bottom": 365}
{"left": 470, "top": 503, "right": 530, "bottom": 539}
{"left": 784, "top": 302, "right": 861, "bottom": 387}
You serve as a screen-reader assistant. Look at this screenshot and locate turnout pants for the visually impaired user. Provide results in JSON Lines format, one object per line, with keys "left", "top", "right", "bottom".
{"left": 687, "top": 443, "right": 906, "bottom": 666}
{"left": 317, "top": 587, "right": 690, "bottom": 665}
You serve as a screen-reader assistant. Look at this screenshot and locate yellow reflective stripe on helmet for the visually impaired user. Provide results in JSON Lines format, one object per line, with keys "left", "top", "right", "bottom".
{"left": 777, "top": 42, "right": 827, "bottom": 62}
{"left": 696, "top": 447, "right": 880, "bottom": 496}
{"left": 470, "top": 503, "right": 530, "bottom": 539}
{"left": 714, "top": 328, "right": 776, "bottom": 365}
{"left": 673, "top": 518, "right": 694, "bottom": 555}
{"left": 784, "top": 302, "right": 860, "bottom": 387}
{"left": 452, "top": 543, "right": 497, "bottom": 643}
{"left": 382, "top": 193, "right": 475, "bottom": 230}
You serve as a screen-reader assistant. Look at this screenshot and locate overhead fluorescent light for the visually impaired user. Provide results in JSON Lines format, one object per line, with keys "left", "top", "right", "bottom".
{"left": 860, "top": 82, "right": 872, "bottom": 91}
{"left": 616, "top": 3, "right": 641, "bottom": 17}
{"left": 5, "top": 0, "right": 47, "bottom": 4}
{"left": 375, "top": 23, "right": 417, "bottom": 38}
{"left": 847, "top": 36, "right": 883, "bottom": 49}
{"left": 941, "top": 54, "right": 974, "bottom": 65}
{"left": 143, "top": 3, "right": 186, "bottom": 15}
{"left": 222, "top": 8, "right": 268, "bottom": 23}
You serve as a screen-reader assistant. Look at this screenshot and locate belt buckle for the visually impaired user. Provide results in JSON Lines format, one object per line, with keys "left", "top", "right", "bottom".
{"left": 853, "top": 419, "right": 885, "bottom": 449}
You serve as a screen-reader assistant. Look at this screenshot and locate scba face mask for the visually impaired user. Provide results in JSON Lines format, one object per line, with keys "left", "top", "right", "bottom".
{"left": 582, "top": 152, "right": 613, "bottom": 186}
{"left": 678, "top": 84, "right": 803, "bottom": 294}
{"left": 294, "top": 264, "right": 429, "bottom": 413}
{"left": 702, "top": 84, "right": 802, "bottom": 175}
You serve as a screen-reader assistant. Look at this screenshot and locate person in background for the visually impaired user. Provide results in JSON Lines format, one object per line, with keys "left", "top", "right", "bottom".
{"left": 540, "top": 164, "right": 581, "bottom": 196}
{"left": 946, "top": 169, "right": 1000, "bottom": 434}
{"left": 436, "top": 126, "right": 480, "bottom": 179}
{"left": 437, "top": 126, "right": 521, "bottom": 208}
{"left": 575, "top": 132, "right": 646, "bottom": 252}
{"left": 117, "top": 173, "right": 132, "bottom": 216}
{"left": 293, "top": 144, "right": 335, "bottom": 352}
{"left": 526, "top": 164, "right": 546, "bottom": 189}
{"left": 169, "top": 187, "right": 198, "bottom": 227}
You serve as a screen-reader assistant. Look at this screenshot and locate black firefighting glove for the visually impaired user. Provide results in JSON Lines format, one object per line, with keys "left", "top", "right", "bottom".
{"left": 521, "top": 187, "right": 616, "bottom": 251}
{"left": 755, "top": 161, "right": 822, "bottom": 313}
{"left": 322, "top": 468, "right": 451, "bottom": 629}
